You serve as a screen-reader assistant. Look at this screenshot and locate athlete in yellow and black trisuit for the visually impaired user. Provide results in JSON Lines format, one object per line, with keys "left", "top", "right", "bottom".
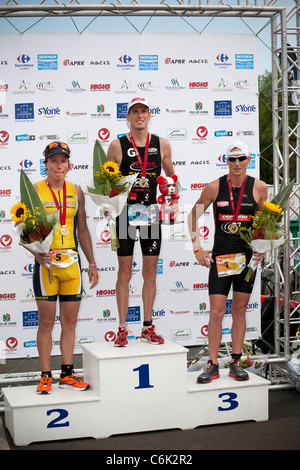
{"left": 30, "top": 141, "right": 98, "bottom": 395}
{"left": 33, "top": 179, "right": 82, "bottom": 302}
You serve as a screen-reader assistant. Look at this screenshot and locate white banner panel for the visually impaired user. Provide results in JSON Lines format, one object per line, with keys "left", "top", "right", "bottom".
{"left": 0, "top": 33, "right": 260, "bottom": 359}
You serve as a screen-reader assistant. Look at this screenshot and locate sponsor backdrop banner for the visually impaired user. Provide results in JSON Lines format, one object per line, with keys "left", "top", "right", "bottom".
{"left": 0, "top": 33, "right": 260, "bottom": 359}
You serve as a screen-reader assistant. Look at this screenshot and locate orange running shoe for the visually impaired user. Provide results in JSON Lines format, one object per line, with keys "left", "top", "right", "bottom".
{"left": 36, "top": 375, "right": 53, "bottom": 395}
{"left": 58, "top": 373, "right": 90, "bottom": 391}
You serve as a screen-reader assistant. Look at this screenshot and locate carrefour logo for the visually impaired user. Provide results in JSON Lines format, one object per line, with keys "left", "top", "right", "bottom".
{"left": 118, "top": 55, "right": 135, "bottom": 69}
{"left": 215, "top": 53, "right": 232, "bottom": 67}
{"left": 15, "top": 54, "right": 34, "bottom": 69}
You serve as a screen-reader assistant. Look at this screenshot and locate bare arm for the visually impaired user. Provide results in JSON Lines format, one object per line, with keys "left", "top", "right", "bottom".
{"left": 76, "top": 187, "right": 99, "bottom": 289}
{"left": 254, "top": 179, "right": 268, "bottom": 211}
{"left": 187, "top": 179, "right": 219, "bottom": 267}
{"left": 252, "top": 178, "right": 268, "bottom": 265}
{"left": 107, "top": 139, "right": 122, "bottom": 166}
{"left": 160, "top": 138, "right": 178, "bottom": 190}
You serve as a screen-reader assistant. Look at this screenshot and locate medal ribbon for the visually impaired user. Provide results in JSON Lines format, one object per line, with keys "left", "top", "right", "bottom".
{"left": 47, "top": 180, "right": 67, "bottom": 228}
{"left": 129, "top": 133, "right": 150, "bottom": 179}
{"left": 227, "top": 175, "right": 247, "bottom": 223}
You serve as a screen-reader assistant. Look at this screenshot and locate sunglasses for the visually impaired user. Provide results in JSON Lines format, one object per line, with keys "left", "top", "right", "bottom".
{"left": 48, "top": 142, "right": 69, "bottom": 151}
{"left": 227, "top": 155, "right": 248, "bottom": 163}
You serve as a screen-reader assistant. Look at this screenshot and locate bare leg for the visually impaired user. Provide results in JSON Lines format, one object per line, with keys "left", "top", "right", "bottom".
{"left": 36, "top": 300, "right": 56, "bottom": 371}
{"left": 116, "top": 255, "right": 133, "bottom": 324}
{"left": 59, "top": 301, "right": 81, "bottom": 364}
{"left": 207, "top": 294, "right": 227, "bottom": 364}
{"left": 142, "top": 255, "right": 159, "bottom": 321}
{"left": 230, "top": 290, "right": 251, "bottom": 356}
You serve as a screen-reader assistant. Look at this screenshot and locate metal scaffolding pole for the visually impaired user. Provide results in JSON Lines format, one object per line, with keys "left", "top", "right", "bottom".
{"left": 0, "top": 0, "right": 299, "bottom": 388}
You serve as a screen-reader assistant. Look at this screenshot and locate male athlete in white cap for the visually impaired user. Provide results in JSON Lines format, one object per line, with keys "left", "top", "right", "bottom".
{"left": 188, "top": 141, "right": 267, "bottom": 383}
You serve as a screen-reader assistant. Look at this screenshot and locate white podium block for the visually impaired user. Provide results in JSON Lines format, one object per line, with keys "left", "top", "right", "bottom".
{"left": 2, "top": 339, "right": 270, "bottom": 446}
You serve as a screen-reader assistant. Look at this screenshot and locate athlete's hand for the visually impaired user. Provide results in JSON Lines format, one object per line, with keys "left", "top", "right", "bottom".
{"left": 35, "top": 252, "right": 52, "bottom": 267}
{"left": 88, "top": 266, "right": 99, "bottom": 289}
{"left": 252, "top": 251, "right": 265, "bottom": 265}
{"left": 194, "top": 249, "right": 213, "bottom": 268}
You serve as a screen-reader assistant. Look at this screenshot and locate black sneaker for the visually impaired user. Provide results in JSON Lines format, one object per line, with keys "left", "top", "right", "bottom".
{"left": 197, "top": 360, "right": 220, "bottom": 383}
{"left": 229, "top": 360, "right": 249, "bottom": 381}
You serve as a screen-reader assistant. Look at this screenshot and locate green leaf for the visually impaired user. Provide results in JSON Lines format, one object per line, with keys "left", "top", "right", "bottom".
{"left": 93, "top": 140, "right": 107, "bottom": 186}
{"left": 271, "top": 179, "right": 295, "bottom": 209}
{"left": 20, "top": 169, "right": 46, "bottom": 217}
{"left": 104, "top": 179, "right": 112, "bottom": 196}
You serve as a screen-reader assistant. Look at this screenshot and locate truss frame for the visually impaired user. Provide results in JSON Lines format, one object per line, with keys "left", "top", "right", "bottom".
{"left": 0, "top": 0, "right": 299, "bottom": 388}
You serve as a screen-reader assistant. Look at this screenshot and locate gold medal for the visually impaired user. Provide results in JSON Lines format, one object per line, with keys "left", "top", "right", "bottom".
{"left": 139, "top": 177, "right": 147, "bottom": 188}
{"left": 229, "top": 222, "right": 238, "bottom": 234}
{"left": 60, "top": 225, "right": 69, "bottom": 236}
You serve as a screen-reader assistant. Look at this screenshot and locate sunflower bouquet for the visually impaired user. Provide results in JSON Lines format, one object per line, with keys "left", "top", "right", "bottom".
{"left": 239, "top": 180, "right": 294, "bottom": 282}
{"left": 11, "top": 170, "right": 59, "bottom": 283}
{"left": 86, "top": 140, "right": 137, "bottom": 250}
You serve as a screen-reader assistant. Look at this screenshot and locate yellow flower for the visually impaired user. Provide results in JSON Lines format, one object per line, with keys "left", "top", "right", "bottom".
{"left": 263, "top": 201, "right": 283, "bottom": 213}
{"left": 102, "top": 161, "right": 120, "bottom": 175}
{"left": 10, "top": 202, "right": 27, "bottom": 221}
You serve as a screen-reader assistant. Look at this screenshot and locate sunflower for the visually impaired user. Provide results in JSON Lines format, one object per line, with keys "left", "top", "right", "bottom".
{"left": 263, "top": 201, "right": 283, "bottom": 214}
{"left": 10, "top": 202, "right": 27, "bottom": 222}
{"left": 102, "top": 161, "right": 120, "bottom": 175}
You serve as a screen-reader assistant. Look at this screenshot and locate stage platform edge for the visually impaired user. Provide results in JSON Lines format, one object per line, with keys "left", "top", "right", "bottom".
{"left": 2, "top": 339, "right": 270, "bottom": 446}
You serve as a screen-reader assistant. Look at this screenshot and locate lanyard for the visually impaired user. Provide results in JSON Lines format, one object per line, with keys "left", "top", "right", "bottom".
{"left": 47, "top": 180, "right": 67, "bottom": 228}
{"left": 227, "top": 175, "right": 247, "bottom": 222}
{"left": 129, "top": 132, "right": 150, "bottom": 178}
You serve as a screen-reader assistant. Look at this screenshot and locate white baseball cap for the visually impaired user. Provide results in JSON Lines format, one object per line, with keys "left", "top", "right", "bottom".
{"left": 226, "top": 141, "right": 250, "bottom": 158}
{"left": 127, "top": 97, "right": 150, "bottom": 112}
